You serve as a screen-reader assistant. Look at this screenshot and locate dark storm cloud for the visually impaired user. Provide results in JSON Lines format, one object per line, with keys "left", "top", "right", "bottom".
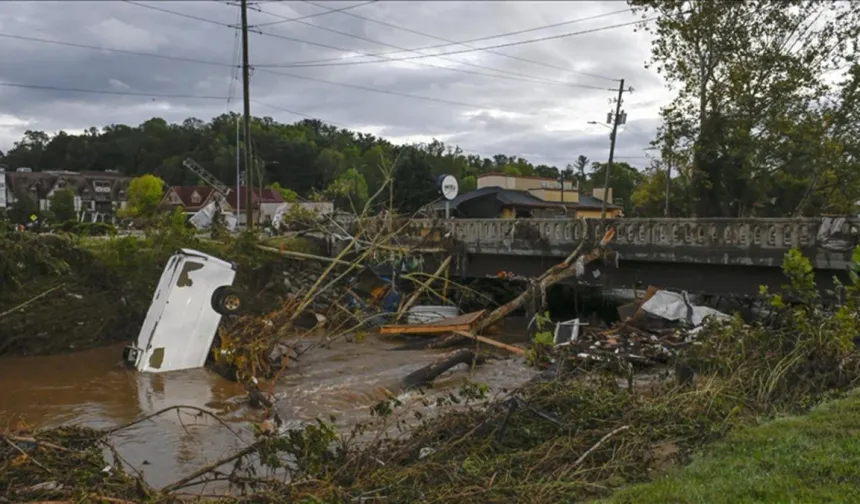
{"left": 0, "top": 0, "right": 670, "bottom": 169}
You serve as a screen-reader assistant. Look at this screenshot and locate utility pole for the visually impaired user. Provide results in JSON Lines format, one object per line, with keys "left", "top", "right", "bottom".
{"left": 664, "top": 122, "right": 673, "bottom": 217}
{"left": 601, "top": 78, "right": 626, "bottom": 219}
{"left": 240, "top": 0, "right": 254, "bottom": 228}
{"left": 235, "top": 117, "right": 240, "bottom": 222}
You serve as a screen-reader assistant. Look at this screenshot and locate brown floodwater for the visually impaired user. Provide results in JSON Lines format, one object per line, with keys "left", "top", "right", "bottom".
{"left": 0, "top": 319, "right": 536, "bottom": 491}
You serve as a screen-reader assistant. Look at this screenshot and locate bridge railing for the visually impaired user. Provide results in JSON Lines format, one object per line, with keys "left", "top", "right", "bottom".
{"left": 398, "top": 217, "right": 860, "bottom": 251}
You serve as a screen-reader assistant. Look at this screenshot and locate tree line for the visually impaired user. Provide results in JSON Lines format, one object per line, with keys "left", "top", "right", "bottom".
{"left": 0, "top": 114, "right": 644, "bottom": 215}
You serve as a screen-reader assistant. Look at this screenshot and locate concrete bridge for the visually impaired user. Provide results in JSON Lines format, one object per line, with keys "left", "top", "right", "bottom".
{"left": 397, "top": 217, "right": 860, "bottom": 297}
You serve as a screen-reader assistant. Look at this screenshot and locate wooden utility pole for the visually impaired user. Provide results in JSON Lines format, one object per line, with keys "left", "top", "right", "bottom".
{"left": 240, "top": 0, "right": 254, "bottom": 228}
{"left": 601, "top": 79, "right": 625, "bottom": 219}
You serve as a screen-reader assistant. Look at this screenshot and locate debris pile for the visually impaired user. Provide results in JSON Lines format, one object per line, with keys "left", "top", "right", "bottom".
{"left": 551, "top": 287, "right": 732, "bottom": 370}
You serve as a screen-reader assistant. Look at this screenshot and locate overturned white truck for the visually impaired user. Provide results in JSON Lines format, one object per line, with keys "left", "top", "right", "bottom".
{"left": 123, "top": 248, "right": 242, "bottom": 373}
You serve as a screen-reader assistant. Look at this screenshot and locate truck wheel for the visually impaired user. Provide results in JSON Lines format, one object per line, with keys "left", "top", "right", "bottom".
{"left": 212, "top": 286, "right": 243, "bottom": 316}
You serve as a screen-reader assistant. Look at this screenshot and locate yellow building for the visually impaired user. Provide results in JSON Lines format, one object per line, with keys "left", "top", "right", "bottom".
{"left": 475, "top": 173, "right": 623, "bottom": 219}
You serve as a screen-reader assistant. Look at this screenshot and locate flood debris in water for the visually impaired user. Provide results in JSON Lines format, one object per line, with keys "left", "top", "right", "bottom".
{"left": 10, "top": 229, "right": 860, "bottom": 503}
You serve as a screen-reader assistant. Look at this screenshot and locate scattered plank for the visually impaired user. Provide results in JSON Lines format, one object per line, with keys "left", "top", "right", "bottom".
{"left": 453, "top": 330, "right": 526, "bottom": 356}
{"left": 379, "top": 310, "right": 485, "bottom": 335}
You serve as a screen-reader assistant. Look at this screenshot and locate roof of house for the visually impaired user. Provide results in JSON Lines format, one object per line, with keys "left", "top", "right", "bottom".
{"left": 224, "top": 187, "right": 284, "bottom": 208}
{"left": 165, "top": 185, "right": 284, "bottom": 209}
{"left": 431, "top": 186, "right": 621, "bottom": 211}
{"left": 577, "top": 193, "right": 621, "bottom": 210}
{"left": 431, "top": 186, "right": 559, "bottom": 211}
{"left": 477, "top": 172, "right": 562, "bottom": 183}
{"left": 165, "top": 186, "right": 218, "bottom": 209}
{"left": 4, "top": 170, "right": 131, "bottom": 200}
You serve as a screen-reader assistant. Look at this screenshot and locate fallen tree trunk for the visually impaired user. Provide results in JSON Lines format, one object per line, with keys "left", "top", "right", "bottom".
{"left": 430, "top": 227, "right": 616, "bottom": 351}
{"left": 402, "top": 348, "right": 486, "bottom": 389}
{"left": 475, "top": 226, "right": 615, "bottom": 335}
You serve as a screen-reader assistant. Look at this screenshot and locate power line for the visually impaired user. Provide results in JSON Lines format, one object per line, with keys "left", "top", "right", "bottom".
{"left": 0, "top": 81, "right": 229, "bottom": 100}
{"left": 299, "top": 0, "right": 625, "bottom": 81}
{"left": 121, "top": 0, "right": 622, "bottom": 91}
{"left": 123, "top": 0, "right": 233, "bottom": 28}
{"left": 273, "top": 6, "right": 633, "bottom": 71}
{"left": 255, "top": 67, "right": 536, "bottom": 110}
{"left": 277, "top": 17, "right": 653, "bottom": 69}
{"left": 247, "top": 3, "right": 615, "bottom": 91}
{"left": 1, "top": 29, "right": 604, "bottom": 111}
{"left": 253, "top": 0, "right": 378, "bottom": 28}
{"left": 253, "top": 29, "right": 612, "bottom": 91}
{"left": 0, "top": 32, "right": 236, "bottom": 69}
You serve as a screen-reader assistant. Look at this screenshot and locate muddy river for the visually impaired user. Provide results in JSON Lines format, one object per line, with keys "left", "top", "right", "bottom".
{"left": 0, "top": 319, "right": 536, "bottom": 490}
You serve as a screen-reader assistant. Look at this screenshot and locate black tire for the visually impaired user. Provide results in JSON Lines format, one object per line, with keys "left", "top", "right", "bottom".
{"left": 212, "top": 286, "right": 243, "bottom": 316}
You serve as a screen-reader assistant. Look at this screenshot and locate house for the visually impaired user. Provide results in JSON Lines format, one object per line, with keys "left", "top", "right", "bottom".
{"left": 432, "top": 186, "right": 564, "bottom": 219}
{"left": 431, "top": 173, "right": 623, "bottom": 219}
{"left": 1, "top": 168, "right": 130, "bottom": 221}
{"left": 162, "top": 185, "right": 285, "bottom": 224}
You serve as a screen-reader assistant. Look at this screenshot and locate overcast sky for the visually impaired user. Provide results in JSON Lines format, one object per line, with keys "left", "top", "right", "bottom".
{"left": 0, "top": 0, "right": 670, "bottom": 169}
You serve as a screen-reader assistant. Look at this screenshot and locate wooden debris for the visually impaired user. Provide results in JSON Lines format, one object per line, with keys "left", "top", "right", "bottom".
{"left": 379, "top": 310, "right": 485, "bottom": 335}
{"left": 453, "top": 330, "right": 526, "bottom": 356}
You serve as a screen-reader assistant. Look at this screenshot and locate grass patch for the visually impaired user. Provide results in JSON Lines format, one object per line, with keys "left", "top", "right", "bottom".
{"left": 603, "top": 389, "right": 860, "bottom": 503}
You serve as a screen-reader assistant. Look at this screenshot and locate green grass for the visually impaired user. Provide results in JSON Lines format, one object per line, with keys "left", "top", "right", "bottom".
{"left": 602, "top": 390, "right": 860, "bottom": 504}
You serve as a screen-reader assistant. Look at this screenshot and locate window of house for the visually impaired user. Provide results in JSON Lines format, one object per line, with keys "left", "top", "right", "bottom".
{"left": 191, "top": 192, "right": 201, "bottom": 204}
{"left": 56, "top": 179, "right": 66, "bottom": 189}
{"left": 170, "top": 193, "right": 182, "bottom": 204}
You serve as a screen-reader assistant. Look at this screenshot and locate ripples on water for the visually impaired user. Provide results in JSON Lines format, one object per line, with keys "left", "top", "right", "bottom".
{"left": 0, "top": 319, "right": 535, "bottom": 489}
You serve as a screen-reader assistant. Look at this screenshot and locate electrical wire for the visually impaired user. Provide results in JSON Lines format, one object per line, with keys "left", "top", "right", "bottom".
{"left": 123, "top": 0, "right": 234, "bottom": 28}
{"left": 299, "top": 0, "right": 626, "bottom": 81}
{"left": 254, "top": 67, "right": 544, "bottom": 111}
{"left": 121, "top": 0, "right": 631, "bottom": 91}
{"left": 0, "top": 32, "right": 236, "bottom": 69}
{"left": 274, "top": 6, "right": 633, "bottom": 70}
{"left": 0, "top": 81, "right": 230, "bottom": 100}
{"left": 254, "top": 27, "right": 612, "bottom": 91}
{"left": 247, "top": 4, "right": 618, "bottom": 90}
{"left": 254, "top": 0, "right": 378, "bottom": 28}
{"left": 1, "top": 29, "right": 586, "bottom": 112}
{"left": 279, "top": 17, "right": 654, "bottom": 69}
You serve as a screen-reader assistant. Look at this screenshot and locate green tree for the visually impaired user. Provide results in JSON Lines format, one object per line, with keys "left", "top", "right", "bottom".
{"left": 270, "top": 182, "right": 298, "bottom": 202}
{"left": 325, "top": 169, "right": 369, "bottom": 212}
{"left": 572, "top": 155, "right": 589, "bottom": 186}
{"left": 460, "top": 175, "right": 477, "bottom": 193}
{"left": 49, "top": 188, "right": 77, "bottom": 222}
{"left": 630, "top": 0, "right": 860, "bottom": 216}
{"left": 587, "top": 161, "right": 644, "bottom": 214}
{"left": 125, "top": 174, "right": 165, "bottom": 219}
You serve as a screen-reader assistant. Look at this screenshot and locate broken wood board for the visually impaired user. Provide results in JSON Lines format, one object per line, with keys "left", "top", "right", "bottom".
{"left": 617, "top": 285, "right": 660, "bottom": 321}
{"left": 453, "top": 330, "right": 526, "bottom": 356}
{"left": 379, "top": 310, "right": 485, "bottom": 335}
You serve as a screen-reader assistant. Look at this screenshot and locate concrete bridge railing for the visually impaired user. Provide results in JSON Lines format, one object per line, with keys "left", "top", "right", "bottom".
{"left": 398, "top": 217, "right": 860, "bottom": 270}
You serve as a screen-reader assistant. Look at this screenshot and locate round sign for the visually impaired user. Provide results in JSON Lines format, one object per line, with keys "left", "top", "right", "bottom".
{"left": 438, "top": 174, "right": 459, "bottom": 201}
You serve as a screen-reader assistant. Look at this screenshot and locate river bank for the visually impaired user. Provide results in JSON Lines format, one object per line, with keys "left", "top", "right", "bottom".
{"left": 0, "top": 225, "right": 320, "bottom": 357}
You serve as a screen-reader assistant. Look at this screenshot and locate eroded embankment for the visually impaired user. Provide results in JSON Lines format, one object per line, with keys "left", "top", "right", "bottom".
{"left": 0, "top": 231, "right": 321, "bottom": 357}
